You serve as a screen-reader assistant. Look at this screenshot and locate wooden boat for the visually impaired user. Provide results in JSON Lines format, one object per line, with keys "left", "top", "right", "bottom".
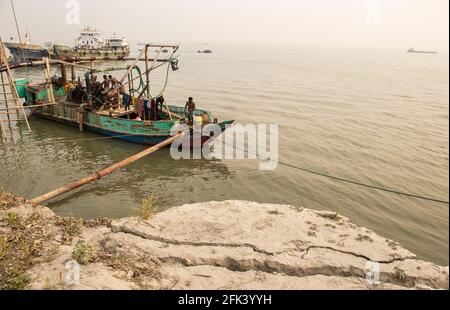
{"left": 16, "top": 44, "right": 233, "bottom": 146}
{"left": 30, "top": 100, "right": 233, "bottom": 146}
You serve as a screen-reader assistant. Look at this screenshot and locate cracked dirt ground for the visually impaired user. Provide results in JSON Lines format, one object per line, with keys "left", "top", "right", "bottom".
{"left": 1, "top": 199, "right": 448, "bottom": 290}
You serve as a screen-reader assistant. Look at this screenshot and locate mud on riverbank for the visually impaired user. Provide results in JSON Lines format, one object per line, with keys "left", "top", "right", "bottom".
{"left": 0, "top": 192, "right": 448, "bottom": 290}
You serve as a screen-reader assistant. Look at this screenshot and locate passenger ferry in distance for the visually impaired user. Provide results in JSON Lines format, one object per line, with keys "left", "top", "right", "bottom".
{"left": 53, "top": 26, "right": 130, "bottom": 61}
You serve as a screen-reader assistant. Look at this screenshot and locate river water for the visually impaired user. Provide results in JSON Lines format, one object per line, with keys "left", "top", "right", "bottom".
{"left": 0, "top": 45, "right": 448, "bottom": 265}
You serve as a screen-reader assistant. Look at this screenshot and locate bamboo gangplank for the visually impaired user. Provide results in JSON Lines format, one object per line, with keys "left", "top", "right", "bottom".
{"left": 29, "top": 132, "right": 185, "bottom": 205}
{"left": 0, "top": 35, "right": 32, "bottom": 133}
{"left": 0, "top": 72, "right": 10, "bottom": 122}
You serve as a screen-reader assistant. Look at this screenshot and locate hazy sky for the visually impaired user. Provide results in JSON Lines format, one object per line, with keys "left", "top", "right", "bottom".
{"left": 0, "top": 0, "right": 448, "bottom": 49}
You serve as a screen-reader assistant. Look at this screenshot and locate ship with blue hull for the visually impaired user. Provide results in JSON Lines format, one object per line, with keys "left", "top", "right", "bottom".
{"left": 3, "top": 33, "right": 50, "bottom": 64}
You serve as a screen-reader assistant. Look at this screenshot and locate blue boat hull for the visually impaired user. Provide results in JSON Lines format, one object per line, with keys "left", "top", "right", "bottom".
{"left": 35, "top": 111, "right": 231, "bottom": 146}
{"left": 5, "top": 46, "right": 50, "bottom": 64}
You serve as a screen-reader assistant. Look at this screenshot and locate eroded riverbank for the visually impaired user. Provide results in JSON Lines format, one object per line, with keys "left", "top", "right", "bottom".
{"left": 0, "top": 192, "right": 448, "bottom": 290}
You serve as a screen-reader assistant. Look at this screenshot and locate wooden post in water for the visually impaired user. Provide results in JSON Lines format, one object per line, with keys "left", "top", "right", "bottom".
{"left": 71, "top": 64, "right": 76, "bottom": 83}
{"left": 78, "top": 110, "right": 83, "bottom": 132}
{"left": 60, "top": 63, "right": 67, "bottom": 84}
{"left": 29, "top": 132, "right": 184, "bottom": 206}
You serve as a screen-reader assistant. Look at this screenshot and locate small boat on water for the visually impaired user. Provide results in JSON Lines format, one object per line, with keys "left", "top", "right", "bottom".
{"left": 53, "top": 27, "right": 130, "bottom": 61}
{"left": 13, "top": 44, "right": 233, "bottom": 146}
{"left": 198, "top": 49, "right": 212, "bottom": 54}
{"left": 407, "top": 48, "right": 438, "bottom": 54}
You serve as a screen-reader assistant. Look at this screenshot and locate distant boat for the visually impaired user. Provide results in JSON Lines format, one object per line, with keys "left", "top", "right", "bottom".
{"left": 407, "top": 48, "right": 438, "bottom": 54}
{"left": 3, "top": 32, "right": 50, "bottom": 64}
{"left": 198, "top": 49, "right": 212, "bottom": 54}
{"left": 53, "top": 27, "right": 130, "bottom": 61}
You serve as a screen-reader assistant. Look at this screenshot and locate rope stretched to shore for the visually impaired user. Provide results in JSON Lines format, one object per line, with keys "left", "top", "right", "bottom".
{"left": 217, "top": 137, "right": 449, "bottom": 205}
{"left": 186, "top": 124, "right": 450, "bottom": 205}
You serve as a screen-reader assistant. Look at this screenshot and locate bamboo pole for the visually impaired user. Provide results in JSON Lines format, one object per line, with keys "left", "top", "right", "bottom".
{"left": 145, "top": 45, "right": 151, "bottom": 97}
{"left": 0, "top": 101, "right": 63, "bottom": 111}
{"left": 44, "top": 57, "right": 55, "bottom": 103}
{"left": 118, "top": 48, "right": 146, "bottom": 85}
{"left": 10, "top": 0, "right": 26, "bottom": 64}
{"left": 29, "top": 132, "right": 184, "bottom": 205}
{"left": 31, "top": 59, "right": 95, "bottom": 71}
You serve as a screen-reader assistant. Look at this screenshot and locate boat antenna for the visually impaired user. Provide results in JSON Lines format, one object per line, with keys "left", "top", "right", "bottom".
{"left": 10, "top": 0, "right": 26, "bottom": 64}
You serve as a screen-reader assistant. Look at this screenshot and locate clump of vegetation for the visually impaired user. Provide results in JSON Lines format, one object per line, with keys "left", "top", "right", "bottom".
{"left": 307, "top": 231, "right": 317, "bottom": 237}
{"left": 307, "top": 224, "right": 319, "bottom": 237}
{"left": 137, "top": 195, "right": 158, "bottom": 220}
{"left": 4, "top": 272, "right": 30, "bottom": 290}
{"left": 5, "top": 212, "right": 20, "bottom": 227}
{"left": 386, "top": 239, "right": 399, "bottom": 250}
{"left": 0, "top": 212, "right": 52, "bottom": 289}
{"left": 72, "top": 241, "right": 94, "bottom": 265}
{"left": 356, "top": 234, "right": 374, "bottom": 243}
{"left": 317, "top": 212, "right": 342, "bottom": 221}
{"left": 267, "top": 210, "right": 283, "bottom": 215}
{"left": 95, "top": 251, "right": 160, "bottom": 288}
{"left": 0, "top": 190, "right": 25, "bottom": 210}
{"left": 56, "top": 217, "right": 83, "bottom": 245}
{"left": 83, "top": 217, "right": 112, "bottom": 228}
{"left": 324, "top": 223, "right": 336, "bottom": 229}
{"left": 393, "top": 267, "right": 408, "bottom": 283}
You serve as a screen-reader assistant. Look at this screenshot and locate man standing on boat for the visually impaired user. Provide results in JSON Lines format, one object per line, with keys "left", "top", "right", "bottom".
{"left": 185, "top": 97, "right": 196, "bottom": 123}
{"left": 101, "top": 75, "right": 110, "bottom": 94}
{"left": 108, "top": 75, "right": 121, "bottom": 89}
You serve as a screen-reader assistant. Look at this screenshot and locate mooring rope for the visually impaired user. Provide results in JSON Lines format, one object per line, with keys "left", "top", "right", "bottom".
{"left": 219, "top": 137, "right": 449, "bottom": 205}
{"left": 185, "top": 123, "right": 450, "bottom": 205}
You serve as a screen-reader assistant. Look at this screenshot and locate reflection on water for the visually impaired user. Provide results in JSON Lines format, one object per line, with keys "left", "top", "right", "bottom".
{"left": 0, "top": 45, "right": 448, "bottom": 265}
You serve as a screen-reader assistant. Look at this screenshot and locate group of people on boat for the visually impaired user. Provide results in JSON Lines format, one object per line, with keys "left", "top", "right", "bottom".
{"left": 69, "top": 71, "right": 200, "bottom": 124}
{"left": 132, "top": 96, "right": 166, "bottom": 121}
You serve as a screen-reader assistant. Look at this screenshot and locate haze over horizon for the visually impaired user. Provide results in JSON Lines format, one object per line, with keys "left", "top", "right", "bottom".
{"left": 0, "top": 0, "right": 449, "bottom": 50}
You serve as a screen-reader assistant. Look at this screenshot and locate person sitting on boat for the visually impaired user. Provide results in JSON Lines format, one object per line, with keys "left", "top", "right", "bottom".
{"left": 185, "top": 97, "right": 196, "bottom": 123}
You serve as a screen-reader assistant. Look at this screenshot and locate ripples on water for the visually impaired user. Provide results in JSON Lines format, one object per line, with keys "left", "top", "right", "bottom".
{"left": 0, "top": 45, "right": 448, "bottom": 265}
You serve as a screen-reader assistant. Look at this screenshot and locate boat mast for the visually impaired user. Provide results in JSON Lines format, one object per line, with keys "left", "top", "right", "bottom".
{"left": 10, "top": 0, "right": 26, "bottom": 64}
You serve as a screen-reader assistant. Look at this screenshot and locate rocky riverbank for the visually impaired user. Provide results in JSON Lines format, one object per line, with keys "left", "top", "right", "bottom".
{"left": 0, "top": 192, "right": 448, "bottom": 290}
